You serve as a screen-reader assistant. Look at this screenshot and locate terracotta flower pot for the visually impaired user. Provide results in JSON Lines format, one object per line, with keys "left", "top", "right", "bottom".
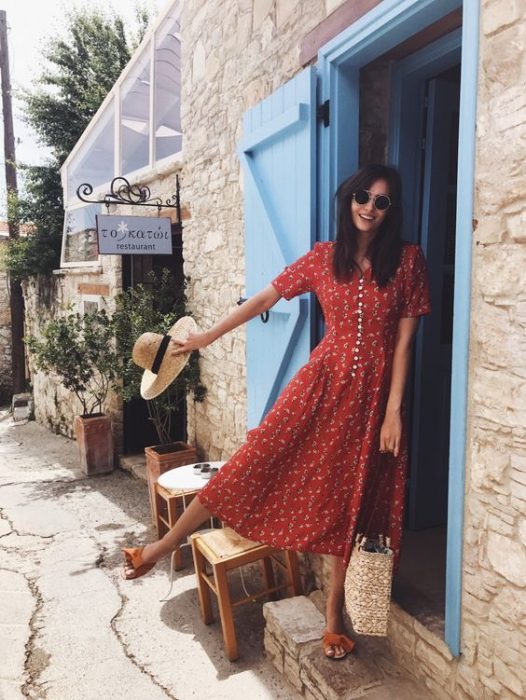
{"left": 74, "top": 414, "right": 114, "bottom": 476}
{"left": 145, "top": 441, "right": 198, "bottom": 526}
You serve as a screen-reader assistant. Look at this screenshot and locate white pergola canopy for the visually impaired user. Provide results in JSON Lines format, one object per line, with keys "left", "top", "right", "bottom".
{"left": 60, "top": 0, "right": 181, "bottom": 266}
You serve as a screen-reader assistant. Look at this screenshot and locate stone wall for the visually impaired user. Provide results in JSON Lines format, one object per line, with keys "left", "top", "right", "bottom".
{"left": 24, "top": 255, "right": 123, "bottom": 446}
{"left": 174, "top": 1, "right": 525, "bottom": 698}
{"left": 452, "top": 2, "right": 526, "bottom": 698}
{"left": 180, "top": 0, "right": 343, "bottom": 459}
{"left": 0, "top": 238, "right": 12, "bottom": 403}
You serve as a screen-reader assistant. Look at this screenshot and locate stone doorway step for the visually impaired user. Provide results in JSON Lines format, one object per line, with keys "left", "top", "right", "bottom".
{"left": 263, "top": 593, "right": 434, "bottom": 700}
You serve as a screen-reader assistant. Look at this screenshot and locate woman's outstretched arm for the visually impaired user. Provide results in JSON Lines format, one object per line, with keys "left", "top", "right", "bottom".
{"left": 170, "top": 284, "right": 281, "bottom": 356}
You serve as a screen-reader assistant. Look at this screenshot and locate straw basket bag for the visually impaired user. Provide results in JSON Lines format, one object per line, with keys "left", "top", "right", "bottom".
{"left": 344, "top": 533, "right": 394, "bottom": 637}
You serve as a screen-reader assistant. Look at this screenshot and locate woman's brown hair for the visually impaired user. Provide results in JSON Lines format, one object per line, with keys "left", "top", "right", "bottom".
{"left": 332, "top": 164, "right": 404, "bottom": 287}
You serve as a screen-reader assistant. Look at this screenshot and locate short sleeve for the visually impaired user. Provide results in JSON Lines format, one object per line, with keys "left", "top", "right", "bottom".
{"left": 400, "top": 245, "right": 432, "bottom": 318}
{"left": 271, "top": 247, "right": 316, "bottom": 300}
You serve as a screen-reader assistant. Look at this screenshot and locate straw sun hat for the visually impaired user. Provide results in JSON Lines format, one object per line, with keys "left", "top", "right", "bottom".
{"left": 132, "top": 316, "right": 197, "bottom": 400}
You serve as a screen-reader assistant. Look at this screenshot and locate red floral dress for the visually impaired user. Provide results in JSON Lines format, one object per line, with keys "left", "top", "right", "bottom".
{"left": 198, "top": 241, "right": 431, "bottom": 567}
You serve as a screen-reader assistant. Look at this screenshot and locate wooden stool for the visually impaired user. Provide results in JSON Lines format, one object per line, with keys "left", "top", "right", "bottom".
{"left": 154, "top": 484, "right": 199, "bottom": 570}
{"left": 190, "top": 527, "right": 303, "bottom": 661}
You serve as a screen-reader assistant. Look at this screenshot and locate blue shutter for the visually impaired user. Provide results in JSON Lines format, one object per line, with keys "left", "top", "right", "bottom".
{"left": 238, "top": 66, "right": 317, "bottom": 429}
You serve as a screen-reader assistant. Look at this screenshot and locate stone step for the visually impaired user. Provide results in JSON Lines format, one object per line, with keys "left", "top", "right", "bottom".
{"left": 263, "top": 594, "right": 434, "bottom": 700}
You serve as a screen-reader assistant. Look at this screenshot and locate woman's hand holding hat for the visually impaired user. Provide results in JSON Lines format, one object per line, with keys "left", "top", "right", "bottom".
{"left": 170, "top": 331, "right": 213, "bottom": 355}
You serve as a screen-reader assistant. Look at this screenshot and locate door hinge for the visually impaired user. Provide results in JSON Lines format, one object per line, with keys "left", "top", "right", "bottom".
{"left": 318, "top": 100, "right": 330, "bottom": 127}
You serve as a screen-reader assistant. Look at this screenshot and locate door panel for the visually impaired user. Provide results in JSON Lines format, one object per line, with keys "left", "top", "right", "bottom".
{"left": 238, "top": 67, "right": 317, "bottom": 429}
{"left": 408, "top": 75, "right": 460, "bottom": 529}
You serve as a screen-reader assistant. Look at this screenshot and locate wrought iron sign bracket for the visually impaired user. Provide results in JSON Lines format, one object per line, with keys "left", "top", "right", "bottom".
{"left": 76, "top": 175, "right": 181, "bottom": 217}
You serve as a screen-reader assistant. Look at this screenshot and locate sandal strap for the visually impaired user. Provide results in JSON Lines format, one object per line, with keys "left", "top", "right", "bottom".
{"left": 122, "top": 547, "right": 145, "bottom": 569}
{"left": 322, "top": 632, "right": 355, "bottom": 652}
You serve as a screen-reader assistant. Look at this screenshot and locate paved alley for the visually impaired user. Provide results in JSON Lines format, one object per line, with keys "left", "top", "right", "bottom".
{"left": 0, "top": 409, "right": 299, "bottom": 700}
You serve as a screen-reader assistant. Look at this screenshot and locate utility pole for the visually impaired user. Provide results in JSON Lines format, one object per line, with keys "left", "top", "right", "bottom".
{"left": 0, "top": 10, "right": 25, "bottom": 394}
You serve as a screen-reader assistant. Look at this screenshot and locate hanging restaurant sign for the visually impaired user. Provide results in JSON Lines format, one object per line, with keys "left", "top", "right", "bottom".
{"left": 96, "top": 214, "right": 173, "bottom": 255}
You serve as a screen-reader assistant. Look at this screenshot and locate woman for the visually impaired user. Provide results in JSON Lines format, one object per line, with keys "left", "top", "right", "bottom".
{"left": 122, "top": 163, "right": 431, "bottom": 661}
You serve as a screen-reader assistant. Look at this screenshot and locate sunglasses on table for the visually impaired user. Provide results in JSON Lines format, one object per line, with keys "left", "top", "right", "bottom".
{"left": 352, "top": 189, "right": 392, "bottom": 211}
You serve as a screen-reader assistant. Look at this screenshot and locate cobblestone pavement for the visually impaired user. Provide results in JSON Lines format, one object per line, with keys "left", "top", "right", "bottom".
{"left": 0, "top": 409, "right": 300, "bottom": 700}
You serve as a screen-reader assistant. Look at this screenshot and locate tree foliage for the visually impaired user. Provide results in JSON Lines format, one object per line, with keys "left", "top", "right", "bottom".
{"left": 4, "top": 165, "right": 63, "bottom": 279}
{"left": 22, "top": 11, "right": 134, "bottom": 162}
{"left": 26, "top": 309, "right": 120, "bottom": 416}
{"left": 7, "top": 6, "right": 153, "bottom": 279}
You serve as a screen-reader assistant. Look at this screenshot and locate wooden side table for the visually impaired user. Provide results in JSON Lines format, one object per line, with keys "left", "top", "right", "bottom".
{"left": 154, "top": 484, "right": 199, "bottom": 570}
{"left": 155, "top": 462, "right": 226, "bottom": 571}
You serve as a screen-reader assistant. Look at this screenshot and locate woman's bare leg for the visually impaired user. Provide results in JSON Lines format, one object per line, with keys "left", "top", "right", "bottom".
{"left": 325, "top": 555, "right": 348, "bottom": 658}
{"left": 123, "top": 495, "right": 213, "bottom": 576}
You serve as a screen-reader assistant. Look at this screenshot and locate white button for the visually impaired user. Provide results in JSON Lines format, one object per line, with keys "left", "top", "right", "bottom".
{"left": 353, "top": 364, "right": 357, "bottom": 369}
{"left": 358, "top": 293, "right": 363, "bottom": 298}
{"left": 351, "top": 372, "right": 356, "bottom": 378}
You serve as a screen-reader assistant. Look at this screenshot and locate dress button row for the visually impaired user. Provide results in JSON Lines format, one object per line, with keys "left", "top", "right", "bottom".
{"left": 353, "top": 278, "right": 365, "bottom": 379}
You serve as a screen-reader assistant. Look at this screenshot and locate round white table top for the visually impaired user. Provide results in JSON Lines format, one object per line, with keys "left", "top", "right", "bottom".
{"left": 157, "top": 461, "right": 227, "bottom": 491}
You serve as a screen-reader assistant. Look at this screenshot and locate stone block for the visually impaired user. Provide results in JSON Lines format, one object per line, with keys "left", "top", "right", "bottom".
{"left": 506, "top": 208, "right": 526, "bottom": 243}
{"left": 253, "top": 0, "right": 273, "bottom": 31}
{"left": 510, "top": 478, "right": 526, "bottom": 502}
{"left": 262, "top": 596, "right": 325, "bottom": 659}
{"left": 283, "top": 651, "right": 303, "bottom": 693}
{"left": 480, "top": 673, "right": 503, "bottom": 696}
{"left": 512, "top": 466, "right": 526, "bottom": 486}
{"left": 299, "top": 643, "right": 383, "bottom": 700}
{"left": 482, "top": 22, "right": 526, "bottom": 88}
{"left": 412, "top": 618, "right": 454, "bottom": 663}
{"left": 422, "top": 676, "right": 455, "bottom": 700}
{"left": 326, "top": 0, "right": 346, "bottom": 15}
{"left": 387, "top": 615, "right": 416, "bottom": 659}
{"left": 276, "top": 0, "right": 300, "bottom": 27}
{"left": 486, "top": 531, "right": 526, "bottom": 586}
{"left": 363, "top": 679, "right": 435, "bottom": 700}
{"left": 456, "top": 662, "right": 486, "bottom": 700}
{"left": 263, "top": 628, "right": 284, "bottom": 674}
{"left": 486, "top": 513, "right": 514, "bottom": 537}
{"left": 415, "top": 639, "right": 452, "bottom": 681}
{"left": 491, "top": 588, "right": 526, "bottom": 628}
{"left": 304, "top": 688, "right": 321, "bottom": 700}
{"left": 482, "top": 0, "right": 521, "bottom": 35}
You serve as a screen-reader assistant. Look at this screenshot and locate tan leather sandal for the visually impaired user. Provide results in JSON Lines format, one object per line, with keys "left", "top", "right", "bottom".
{"left": 121, "top": 547, "right": 155, "bottom": 580}
{"left": 322, "top": 630, "right": 356, "bottom": 660}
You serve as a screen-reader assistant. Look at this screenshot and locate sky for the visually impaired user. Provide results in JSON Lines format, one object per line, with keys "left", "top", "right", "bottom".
{"left": 0, "top": 0, "right": 164, "bottom": 208}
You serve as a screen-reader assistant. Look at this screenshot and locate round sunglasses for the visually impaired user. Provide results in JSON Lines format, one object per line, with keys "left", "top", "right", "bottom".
{"left": 352, "top": 189, "right": 392, "bottom": 211}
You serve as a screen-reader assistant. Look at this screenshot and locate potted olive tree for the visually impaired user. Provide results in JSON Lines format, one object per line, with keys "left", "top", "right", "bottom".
{"left": 112, "top": 269, "right": 207, "bottom": 512}
{"left": 26, "top": 309, "right": 120, "bottom": 475}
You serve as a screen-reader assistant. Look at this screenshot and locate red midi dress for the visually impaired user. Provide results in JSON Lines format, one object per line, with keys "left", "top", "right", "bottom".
{"left": 198, "top": 241, "right": 431, "bottom": 567}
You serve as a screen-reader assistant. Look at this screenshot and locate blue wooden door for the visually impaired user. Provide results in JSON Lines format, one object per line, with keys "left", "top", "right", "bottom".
{"left": 238, "top": 67, "right": 317, "bottom": 429}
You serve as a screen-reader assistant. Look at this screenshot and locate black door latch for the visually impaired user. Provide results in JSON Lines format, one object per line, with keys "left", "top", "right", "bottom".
{"left": 237, "top": 297, "right": 269, "bottom": 323}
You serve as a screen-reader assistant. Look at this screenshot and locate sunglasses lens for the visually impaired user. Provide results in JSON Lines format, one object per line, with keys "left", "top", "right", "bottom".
{"left": 354, "top": 190, "right": 369, "bottom": 205}
{"left": 374, "top": 195, "right": 391, "bottom": 211}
